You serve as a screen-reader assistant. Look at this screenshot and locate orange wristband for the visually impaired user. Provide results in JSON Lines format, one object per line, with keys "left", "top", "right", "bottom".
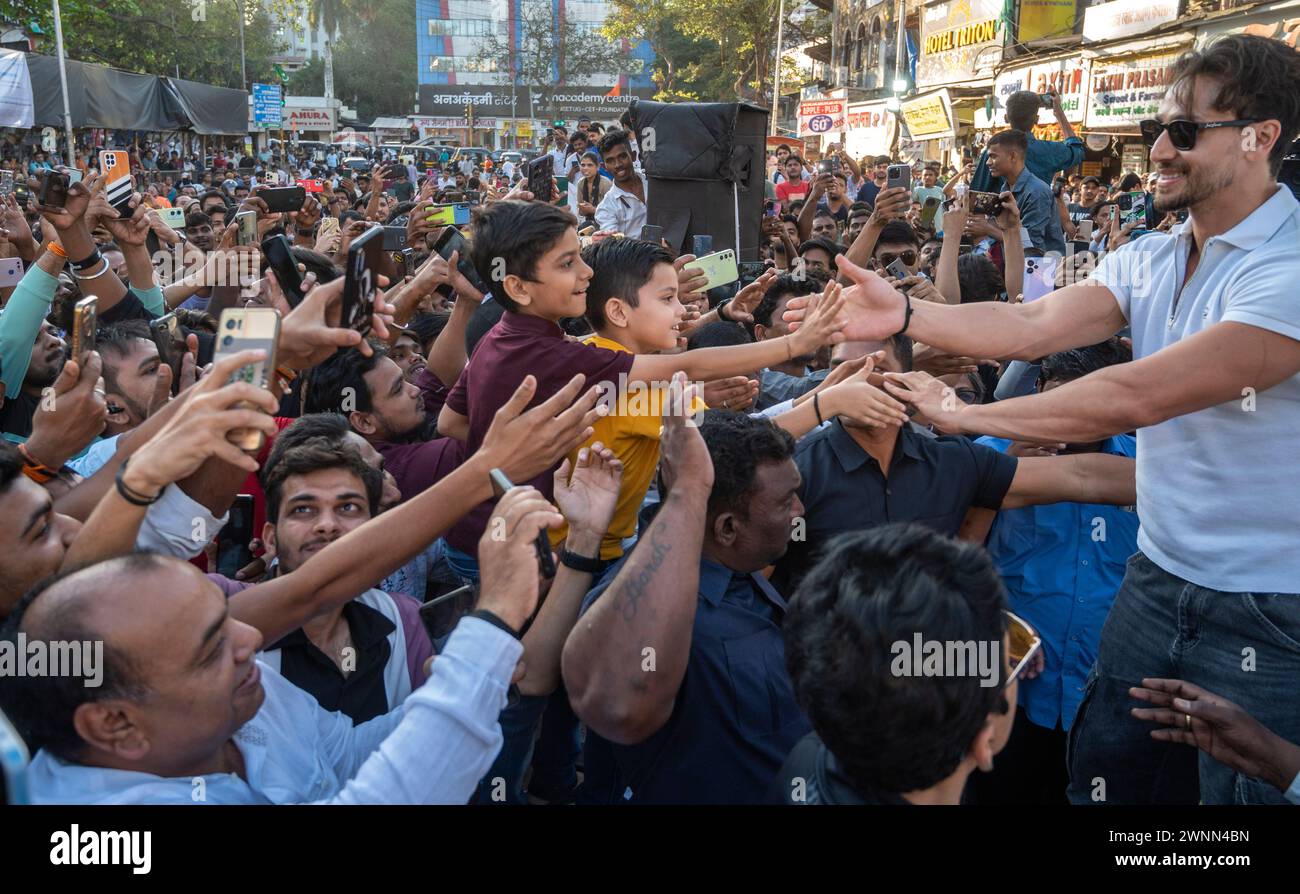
{"left": 48, "top": 242, "right": 67, "bottom": 258}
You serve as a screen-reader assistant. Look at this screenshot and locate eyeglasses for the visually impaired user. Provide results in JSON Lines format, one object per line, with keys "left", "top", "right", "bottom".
{"left": 1139, "top": 118, "right": 1263, "bottom": 152}
{"left": 1004, "top": 610, "right": 1042, "bottom": 688}
{"left": 877, "top": 250, "right": 918, "bottom": 268}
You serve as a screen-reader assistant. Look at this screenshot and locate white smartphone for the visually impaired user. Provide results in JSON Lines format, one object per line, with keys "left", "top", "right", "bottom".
{"left": 0, "top": 257, "right": 23, "bottom": 287}
{"left": 1023, "top": 255, "right": 1060, "bottom": 303}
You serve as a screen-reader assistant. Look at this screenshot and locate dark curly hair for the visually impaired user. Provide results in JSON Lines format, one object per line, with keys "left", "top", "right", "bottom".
{"left": 784, "top": 524, "right": 1010, "bottom": 796}
{"left": 1170, "top": 34, "right": 1300, "bottom": 175}
{"left": 957, "top": 253, "right": 1005, "bottom": 303}
{"left": 692, "top": 412, "right": 796, "bottom": 521}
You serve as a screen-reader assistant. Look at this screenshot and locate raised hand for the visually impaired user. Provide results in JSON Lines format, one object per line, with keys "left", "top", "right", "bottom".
{"left": 554, "top": 441, "right": 623, "bottom": 544}
{"left": 783, "top": 253, "right": 906, "bottom": 342}
{"left": 124, "top": 349, "right": 281, "bottom": 491}
{"left": 788, "top": 276, "right": 848, "bottom": 355}
{"left": 25, "top": 352, "right": 108, "bottom": 470}
{"left": 658, "top": 372, "right": 714, "bottom": 495}
{"left": 477, "top": 373, "right": 606, "bottom": 483}
{"left": 701, "top": 375, "right": 758, "bottom": 411}
{"left": 881, "top": 369, "right": 964, "bottom": 433}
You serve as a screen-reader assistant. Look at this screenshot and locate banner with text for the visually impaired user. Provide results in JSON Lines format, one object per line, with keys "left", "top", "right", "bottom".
{"left": 901, "top": 89, "right": 956, "bottom": 140}
{"left": 993, "top": 56, "right": 1091, "bottom": 125}
{"left": 798, "top": 98, "right": 848, "bottom": 137}
{"left": 844, "top": 100, "right": 897, "bottom": 158}
{"left": 1084, "top": 50, "right": 1181, "bottom": 128}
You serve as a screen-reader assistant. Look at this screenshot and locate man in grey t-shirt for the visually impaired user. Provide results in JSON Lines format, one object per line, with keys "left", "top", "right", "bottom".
{"left": 785, "top": 35, "right": 1300, "bottom": 805}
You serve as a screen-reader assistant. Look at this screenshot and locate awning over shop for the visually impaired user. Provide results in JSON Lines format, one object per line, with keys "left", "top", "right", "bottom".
{"left": 163, "top": 77, "right": 248, "bottom": 135}
{"left": 21, "top": 53, "right": 246, "bottom": 133}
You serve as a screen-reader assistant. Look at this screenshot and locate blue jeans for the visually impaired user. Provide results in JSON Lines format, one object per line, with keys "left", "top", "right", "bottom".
{"left": 443, "top": 544, "right": 480, "bottom": 585}
{"left": 1067, "top": 552, "right": 1300, "bottom": 805}
{"left": 474, "top": 694, "right": 549, "bottom": 804}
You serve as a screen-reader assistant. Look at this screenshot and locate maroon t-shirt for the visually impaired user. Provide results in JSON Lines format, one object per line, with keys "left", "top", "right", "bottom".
{"left": 444, "top": 311, "right": 635, "bottom": 556}
{"left": 375, "top": 436, "right": 464, "bottom": 503}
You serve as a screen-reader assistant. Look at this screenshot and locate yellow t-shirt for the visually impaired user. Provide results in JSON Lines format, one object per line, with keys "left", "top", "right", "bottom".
{"left": 551, "top": 334, "right": 704, "bottom": 560}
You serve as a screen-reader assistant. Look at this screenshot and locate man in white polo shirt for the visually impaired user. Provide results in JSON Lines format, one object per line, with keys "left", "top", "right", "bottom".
{"left": 786, "top": 34, "right": 1300, "bottom": 805}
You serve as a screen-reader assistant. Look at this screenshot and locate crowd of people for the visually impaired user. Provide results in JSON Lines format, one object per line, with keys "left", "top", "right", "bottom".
{"left": 0, "top": 34, "right": 1298, "bottom": 808}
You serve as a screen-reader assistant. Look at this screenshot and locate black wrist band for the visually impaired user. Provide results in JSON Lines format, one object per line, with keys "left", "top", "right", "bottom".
{"left": 561, "top": 548, "right": 604, "bottom": 574}
{"left": 717, "top": 298, "right": 733, "bottom": 321}
{"left": 70, "top": 248, "right": 103, "bottom": 271}
{"left": 114, "top": 459, "right": 165, "bottom": 506}
{"left": 894, "top": 292, "right": 914, "bottom": 337}
{"left": 813, "top": 392, "right": 825, "bottom": 426}
{"left": 469, "top": 608, "right": 521, "bottom": 640}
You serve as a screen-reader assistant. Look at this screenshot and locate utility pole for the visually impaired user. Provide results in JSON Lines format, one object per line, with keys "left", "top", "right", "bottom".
{"left": 51, "top": 0, "right": 76, "bottom": 163}
{"left": 770, "top": 0, "right": 785, "bottom": 137}
{"left": 238, "top": 0, "right": 247, "bottom": 90}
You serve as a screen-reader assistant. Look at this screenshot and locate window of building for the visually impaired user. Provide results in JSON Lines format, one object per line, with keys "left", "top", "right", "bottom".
{"left": 427, "top": 18, "right": 494, "bottom": 37}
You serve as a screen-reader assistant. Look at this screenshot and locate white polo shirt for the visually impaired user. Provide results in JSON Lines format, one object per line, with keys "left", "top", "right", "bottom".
{"left": 1091, "top": 185, "right": 1300, "bottom": 593}
{"left": 594, "top": 172, "right": 648, "bottom": 238}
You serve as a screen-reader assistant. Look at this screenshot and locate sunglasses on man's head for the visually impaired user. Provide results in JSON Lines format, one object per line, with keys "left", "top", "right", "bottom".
{"left": 877, "top": 250, "right": 918, "bottom": 268}
{"left": 1139, "top": 118, "right": 1263, "bottom": 152}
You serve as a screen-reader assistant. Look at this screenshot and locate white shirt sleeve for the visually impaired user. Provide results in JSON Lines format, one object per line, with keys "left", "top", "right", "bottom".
{"left": 312, "top": 616, "right": 521, "bottom": 805}
{"left": 594, "top": 190, "right": 620, "bottom": 233}
{"left": 753, "top": 399, "right": 794, "bottom": 419}
{"left": 135, "top": 485, "right": 229, "bottom": 559}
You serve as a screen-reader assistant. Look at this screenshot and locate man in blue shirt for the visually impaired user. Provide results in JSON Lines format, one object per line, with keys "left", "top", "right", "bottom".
{"left": 987, "top": 129, "right": 1066, "bottom": 255}
{"left": 563, "top": 404, "right": 811, "bottom": 804}
{"left": 971, "top": 90, "right": 1084, "bottom": 193}
{"left": 963, "top": 340, "right": 1139, "bottom": 804}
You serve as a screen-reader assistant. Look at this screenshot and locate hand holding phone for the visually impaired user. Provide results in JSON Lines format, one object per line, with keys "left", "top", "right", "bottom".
{"left": 489, "top": 468, "right": 557, "bottom": 579}
{"left": 341, "top": 225, "right": 382, "bottom": 336}
{"left": 71, "top": 296, "right": 97, "bottom": 367}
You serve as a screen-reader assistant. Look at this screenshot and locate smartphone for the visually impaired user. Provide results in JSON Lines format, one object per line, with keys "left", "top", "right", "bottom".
{"left": 969, "top": 190, "right": 1005, "bottom": 217}
{"left": 235, "top": 209, "right": 258, "bottom": 246}
{"left": 418, "top": 582, "right": 478, "bottom": 643}
{"left": 0, "top": 706, "right": 31, "bottom": 805}
{"left": 71, "top": 296, "right": 97, "bottom": 367}
{"left": 214, "top": 308, "right": 280, "bottom": 452}
{"left": 423, "top": 204, "right": 457, "bottom": 226}
{"left": 148, "top": 311, "right": 183, "bottom": 375}
{"left": 1076, "top": 219, "right": 1095, "bottom": 241}
{"left": 884, "top": 258, "right": 912, "bottom": 282}
{"left": 260, "top": 185, "right": 306, "bottom": 213}
{"left": 382, "top": 225, "right": 409, "bottom": 252}
{"left": 526, "top": 154, "right": 553, "bottom": 202}
{"left": 692, "top": 234, "right": 713, "bottom": 257}
{"left": 159, "top": 207, "right": 186, "bottom": 230}
{"left": 39, "top": 170, "right": 69, "bottom": 209}
{"left": 261, "top": 234, "right": 305, "bottom": 308}
{"left": 0, "top": 170, "right": 13, "bottom": 197}
{"left": 99, "top": 150, "right": 134, "bottom": 215}
{"left": 431, "top": 225, "right": 488, "bottom": 296}
{"left": 919, "top": 196, "right": 940, "bottom": 228}
{"left": 1023, "top": 255, "right": 1060, "bottom": 302}
{"left": 0, "top": 257, "right": 22, "bottom": 288}
{"left": 342, "top": 225, "right": 383, "bottom": 337}
{"left": 817, "top": 158, "right": 834, "bottom": 176}
{"left": 690, "top": 248, "right": 739, "bottom": 291}
{"left": 1117, "top": 191, "right": 1146, "bottom": 227}
{"left": 489, "top": 467, "right": 557, "bottom": 579}
{"left": 296, "top": 178, "right": 325, "bottom": 193}
{"left": 317, "top": 215, "right": 340, "bottom": 241}
{"left": 399, "top": 247, "right": 416, "bottom": 278}
{"left": 1039, "top": 93, "right": 1055, "bottom": 109}
{"left": 886, "top": 164, "right": 911, "bottom": 192}
{"left": 640, "top": 224, "right": 664, "bottom": 245}
{"left": 215, "top": 494, "right": 256, "bottom": 578}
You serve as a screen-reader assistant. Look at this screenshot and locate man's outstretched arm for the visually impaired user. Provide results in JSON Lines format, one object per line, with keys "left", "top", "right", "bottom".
{"left": 1001, "top": 453, "right": 1135, "bottom": 510}
{"left": 884, "top": 321, "right": 1300, "bottom": 445}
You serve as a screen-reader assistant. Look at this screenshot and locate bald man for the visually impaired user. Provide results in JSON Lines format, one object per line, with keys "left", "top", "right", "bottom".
{"left": 1, "top": 552, "right": 524, "bottom": 804}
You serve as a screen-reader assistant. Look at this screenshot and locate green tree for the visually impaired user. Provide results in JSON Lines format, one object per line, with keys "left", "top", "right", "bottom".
{"left": 12, "top": 0, "right": 284, "bottom": 90}
{"left": 604, "top": 0, "right": 826, "bottom": 103}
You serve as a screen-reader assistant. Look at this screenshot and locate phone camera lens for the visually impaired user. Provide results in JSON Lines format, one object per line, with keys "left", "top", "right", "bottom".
{"left": 226, "top": 318, "right": 237, "bottom": 329}
{"left": 222, "top": 335, "right": 234, "bottom": 347}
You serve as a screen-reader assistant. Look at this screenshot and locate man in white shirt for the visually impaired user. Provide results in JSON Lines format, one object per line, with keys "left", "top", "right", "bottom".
{"left": 833, "top": 34, "right": 1300, "bottom": 805}
{"left": 7, "top": 484, "right": 555, "bottom": 805}
{"left": 594, "top": 129, "right": 647, "bottom": 238}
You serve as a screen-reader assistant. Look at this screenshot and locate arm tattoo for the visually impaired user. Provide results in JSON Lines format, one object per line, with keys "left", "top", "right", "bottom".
{"left": 616, "top": 523, "right": 673, "bottom": 622}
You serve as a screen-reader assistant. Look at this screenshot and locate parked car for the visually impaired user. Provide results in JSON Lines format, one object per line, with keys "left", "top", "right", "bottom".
{"left": 449, "top": 146, "right": 493, "bottom": 167}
